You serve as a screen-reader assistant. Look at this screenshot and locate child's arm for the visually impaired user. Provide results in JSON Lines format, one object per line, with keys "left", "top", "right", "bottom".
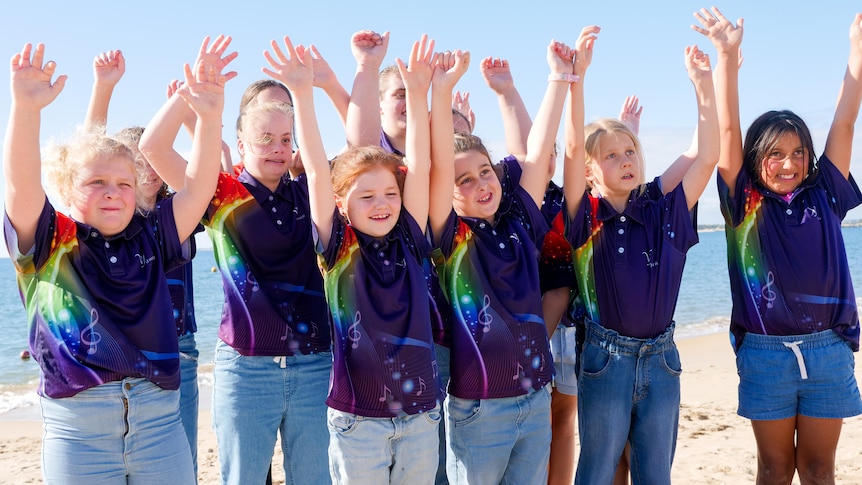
{"left": 824, "top": 13, "right": 862, "bottom": 177}
{"left": 344, "top": 30, "right": 389, "bottom": 148}
{"left": 521, "top": 40, "right": 576, "bottom": 208}
{"left": 3, "top": 43, "right": 67, "bottom": 252}
{"left": 452, "top": 90, "right": 475, "bottom": 132}
{"left": 692, "top": 7, "right": 744, "bottom": 194}
{"left": 397, "top": 36, "right": 436, "bottom": 233}
{"left": 481, "top": 57, "right": 531, "bottom": 159}
{"left": 170, "top": 55, "right": 235, "bottom": 242}
{"left": 673, "top": 45, "right": 719, "bottom": 210}
{"left": 140, "top": 36, "right": 237, "bottom": 189}
{"left": 166, "top": 79, "right": 233, "bottom": 172}
{"left": 309, "top": 44, "right": 350, "bottom": 128}
{"left": 563, "top": 27, "right": 600, "bottom": 218}
{"left": 84, "top": 50, "right": 124, "bottom": 131}
{"left": 263, "top": 36, "right": 335, "bottom": 248}
{"left": 429, "top": 50, "right": 470, "bottom": 243}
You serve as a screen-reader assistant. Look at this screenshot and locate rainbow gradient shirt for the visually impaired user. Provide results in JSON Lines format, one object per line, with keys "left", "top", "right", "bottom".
{"left": 318, "top": 210, "right": 442, "bottom": 417}
{"left": 718, "top": 155, "right": 861, "bottom": 350}
{"left": 434, "top": 157, "right": 553, "bottom": 399}
{"left": 204, "top": 171, "right": 329, "bottom": 356}
{"left": 539, "top": 181, "right": 575, "bottom": 299}
{"left": 4, "top": 200, "right": 185, "bottom": 398}
{"left": 566, "top": 181, "right": 698, "bottom": 339}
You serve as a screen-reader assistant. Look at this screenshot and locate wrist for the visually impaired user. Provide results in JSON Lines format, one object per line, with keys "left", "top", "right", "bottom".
{"left": 548, "top": 73, "right": 580, "bottom": 83}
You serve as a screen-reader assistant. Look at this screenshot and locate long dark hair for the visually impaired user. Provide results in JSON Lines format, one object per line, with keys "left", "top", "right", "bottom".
{"left": 743, "top": 110, "right": 817, "bottom": 184}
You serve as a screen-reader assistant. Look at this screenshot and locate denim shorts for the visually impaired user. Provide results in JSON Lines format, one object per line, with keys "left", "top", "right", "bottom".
{"left": 550, "top": 323, "right": 578, "bottom": 395}
{"left": 40, "top": 378, "right": 194, "bottom": 484}
{"left": 177, "top": 331, "right": 199, "bottom": 478}
{"left": 327, "top": 404, "right": 441, "bottom": 484}
{"left": 737, "top": 329, "right": 862, "bottom": 420}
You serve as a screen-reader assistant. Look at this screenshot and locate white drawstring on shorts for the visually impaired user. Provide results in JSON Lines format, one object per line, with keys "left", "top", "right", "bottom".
{"left": 273, "top": 356, "right": 287, "bottom": 369}
{"left": 782, "top": 341, "right": 808, "bottom": 380}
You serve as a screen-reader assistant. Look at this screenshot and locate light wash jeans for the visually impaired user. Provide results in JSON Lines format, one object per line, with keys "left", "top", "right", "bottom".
{"left": 434, "top": 344, "right": 451, "bottom": 485}
{"left": 445, "top": 385, "right": 552, "bottom": 485}
{"left": 178, "top": 331, "right": 199, "bottom": 480}
{"left": 213, "top": 339, "right": 332, "bottom": 485}
{"left": 575, "top": 320, "right": 680, "bottom": 485}
{"left": 40, "top": 377, "right": 194, "bottom": 484}
{"left": 327, "top": 404, "right": 441, "bottom": 484}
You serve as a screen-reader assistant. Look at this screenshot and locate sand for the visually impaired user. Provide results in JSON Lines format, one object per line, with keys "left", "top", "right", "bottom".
{"left": 1, "top": 332, "right": 861, "bottom": 484}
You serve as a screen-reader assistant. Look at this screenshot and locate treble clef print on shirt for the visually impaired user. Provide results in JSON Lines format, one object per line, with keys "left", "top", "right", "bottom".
{"left": 348, "top": 311, "right": 362, "bottom": 349}
{"left": 80, "top": 308, "right": 102, "bottom": 355}
{"left": 478, "top": 294, "right": 493, "bottom": 333}
{"left": 761, "top": 271, "right": 777, "bottom": 309}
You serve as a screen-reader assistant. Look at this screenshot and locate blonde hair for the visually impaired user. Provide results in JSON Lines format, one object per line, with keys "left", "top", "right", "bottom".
{"left": 330, "top": 146, "right": 405, "bottom": 198}
{"left": 114, "top": 126, "right": 171, "bottom": 211}
{"left": 584, "top": 118, "right": 646, "bottom": 191}
{"left": 235, "top": 79, "right": 293, "bottom": 138}
{"left": 43, "top": 127, "right": 145, "bottom": 210}
{"left": 237, "top": 101, "right": 294, "bottom": 146}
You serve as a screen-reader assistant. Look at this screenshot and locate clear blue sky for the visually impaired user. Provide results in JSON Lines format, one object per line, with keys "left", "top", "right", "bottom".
{"left": 1, "top": 0, "right": 861, "bottom": 232}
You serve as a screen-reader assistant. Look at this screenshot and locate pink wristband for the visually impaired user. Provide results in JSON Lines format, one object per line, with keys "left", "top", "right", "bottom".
{"left": 547, "top": 73, "right": 580, "bottom": 83}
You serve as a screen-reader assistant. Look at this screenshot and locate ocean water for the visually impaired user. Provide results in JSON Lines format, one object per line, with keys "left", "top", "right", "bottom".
{"left": 0, "top": 227, "right": 860, "bottom": 415}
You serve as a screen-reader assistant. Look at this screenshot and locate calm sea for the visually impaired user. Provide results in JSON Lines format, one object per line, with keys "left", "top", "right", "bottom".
{"left": 1, "top": 228, "right": 860, "bottom": 415}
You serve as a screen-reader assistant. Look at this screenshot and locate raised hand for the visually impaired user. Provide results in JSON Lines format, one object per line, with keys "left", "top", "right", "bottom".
{"left": 432, "top": 49, "right": 470, "bottom": 93}
{"left": 480, "top": 57, "right": 515, "bottom": 94}
{"left": 453, "top": 90, "right": 475, "bottom": 130}
{"left": 685, "top": 45, "right": 713, "bottom": 84}
{"left": 263, "top": 35, "right": 314, "bottom": 93}
{"left": 309, "top": 45, "right": 338, "bottom": 90}
{"left": 691, "top": 7, "right": 743, "bottom": 54}
{"left": 548, "top": 40, "right": 575, "bottom": 74}
{"left": 193, "top": 35, "right": 239, "bottom": 79}
{"left": 396, "top": 34, "right": 436, "bottom": 93}
{"left": 10, "top": 43, "right": 67, "bottom": 110}
{"left": 573, "top": 26, "right": 600, "bottom": 76}
{"left": 850, "top": 13, "right": 862, "bottom": 58}
{"left": 93, "top": 50, "right": 125, "bottom": 87}
{"left": 176, "top": 58, "right": 231, "bottom": 120}
{"left": 350, "top": 30, "right": 389, "bottom": 69}
{"left": 166, "top": 79, "right": 183, "bottom": 99}
{"left": 619, "top": 95, "right": 643, "bottom": 135}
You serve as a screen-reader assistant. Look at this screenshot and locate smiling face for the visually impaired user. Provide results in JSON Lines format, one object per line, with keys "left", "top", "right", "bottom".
{"left": 453, "top": 149, "right": 502, "bottom": 223}
{"left": 759, "top": 131, "right": 809, "bottom": 195}
{"left": 338, "top": 166, "right": 401, "bottom": 238}
{"left": 379, "top": 71, "right": 407, "bottom": 145}
{"left": 70, "top": 154, "right": 138, "bottom": 236}
{"left": 237, "top": 108, "right": 294, "bottom": 191}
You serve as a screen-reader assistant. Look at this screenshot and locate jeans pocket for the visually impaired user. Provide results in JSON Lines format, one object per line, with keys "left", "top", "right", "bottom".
{"left": 327, "top": 410, "right": 359, "bottom": 435}
{"left": 214, "top": 344, "right": 242, "bottom": 366}
{"left": 423, "top": 407, "right": 443, "bottom": 425}
{"left": 447, "top": 397, "right": 482, "bottom": 427}
{"left": 579, "top": 341, "right": 612, "bottom": 378}
{"left": 660, "top": 346, "right": 682, "bottom": 376}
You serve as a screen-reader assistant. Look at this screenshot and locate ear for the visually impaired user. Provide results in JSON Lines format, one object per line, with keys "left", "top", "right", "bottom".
{"left": 237, "top": 138, "right": 245, "bottom": 158}
{"left": 335, "top": 195, "right": 348, "bottom": 220}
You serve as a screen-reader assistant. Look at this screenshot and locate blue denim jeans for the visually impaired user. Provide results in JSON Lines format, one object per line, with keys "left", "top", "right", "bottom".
{"left": 445, "top": 385, "right": 552, "bottom": 485}
{"left": 40, "top": 378, "right": 194, "bottom": 484}
{"left": 575, "top": 320, "right": 680, "bottom": 485}
{"left": 178, "top": 331, "right": 199, "bottom": 479}
{"left": 327, "top": 404, "right": 441, "bottom": 484}
{"left": 434, "top": 344, "right": 451, "bottom": 485}
{"left": 213, "top": 339, "right": 332, "bottom": 485}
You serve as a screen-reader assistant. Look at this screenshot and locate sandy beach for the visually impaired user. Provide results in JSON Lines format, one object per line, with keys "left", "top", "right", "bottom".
{"left": 1, "top": 332, "right": 861, "bottom": 484}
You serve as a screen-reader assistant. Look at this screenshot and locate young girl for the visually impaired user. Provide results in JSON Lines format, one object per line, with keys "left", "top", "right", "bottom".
{"left": 427, "top": 38, "right": 576, "bottom": 484}
{"left": 268, "top": 34, "right": 446, "bottom": 483}
{"left": 695, "top": 8, "right": 862, "bottom": 484}
{"left": 139, "top": 38, "right": 332, "bottom": 485}
{"left": 562, "top": 26, "right": 719, "bottom": 484}
{"left": 3, "top": 41, "right": 228, "bottom": 483}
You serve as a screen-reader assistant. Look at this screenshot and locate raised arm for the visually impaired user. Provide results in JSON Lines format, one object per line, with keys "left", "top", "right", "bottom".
{"left": 344, "top": 30, "right": 389, "bottom": 148}
{"left": 693, "top": 7, "right": 743, "bottom": 192}
{"left": 309, "top": 44, "right": 350, "bottom": 127}
{"left": 166, "top": 79, "right": 233, "bottom": 173}
{"left": 824, "top": 13, "right": 862, "bottom": 177}
{"left": 480, "top": 57, "right": 531, "bottom": 158}
{"left": 396, "top": 36, "right": 435, "bottom": 232}
{"left": 84, "top": 50, "right": 124, "bottom": 131}
{"left": 429, "top": 50, "right": 470, "bottom": 242}
{"left": 673, "top": 45, "right": 719, "bottom": 210}
{"left": 452, "top": 90, "right": 475, "bottom": 133}
{"left": 140, "top": 35, "right": 237, "bottom": 190}
{"left": 4, "top": 44, "right": 67, "bottom": 252}
{"left": 263, "top": 36, "right": 334, "bottom": 248}
{"left": 521, "top": 40, "right": 576, "bottom": 207}
{"left": 170, "top": 53, "right": 235, "bottom": 242}
{"left": 563, "top": 26, "right": 599, "bottom": 218}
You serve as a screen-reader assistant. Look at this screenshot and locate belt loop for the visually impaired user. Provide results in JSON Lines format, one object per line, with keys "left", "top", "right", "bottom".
{"left": 782, "top": 341, "right": 808, "bottom": 380}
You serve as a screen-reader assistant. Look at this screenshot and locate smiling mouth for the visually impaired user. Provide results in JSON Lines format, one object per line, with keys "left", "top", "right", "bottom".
{"left": 370, "top": 214, "right": 390, "bottom": 221}
{"left": 477, "top": 193, "right": 492, "bottom": 203}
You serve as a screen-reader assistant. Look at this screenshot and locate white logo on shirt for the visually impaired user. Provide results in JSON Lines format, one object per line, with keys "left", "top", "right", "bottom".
{"left": 642, "top": 250, "right": 659, "bottom": 268}
{"left": 134, "top": 253, "right": 156, "bottom": 268}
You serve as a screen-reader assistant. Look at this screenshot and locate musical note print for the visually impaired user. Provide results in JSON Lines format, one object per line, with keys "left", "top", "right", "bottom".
{"left": 416, "top": 377, "right": 427, "bottom": 396}
{"left": 246, "top": 271, "right": 259, "bottom": 292}
{"left": 478, "top": 294, "right": 493, "bottom": 333}
{"left": 513, "top": 362, "right": 524, "bottom": 380}
{"left": 348, "top": 311, "right": 362, "bottom": 349}
{"left": 80, "top": 308, "right": 102, "bottom": 355}
{"left": 379, "top": 384, "right": 393, "bottom": 402}
{"left": 431, "top": 361, "right": 439, "bottom": 379}
{"left": 761, "top": 271, "right": 777, "bottom": 309}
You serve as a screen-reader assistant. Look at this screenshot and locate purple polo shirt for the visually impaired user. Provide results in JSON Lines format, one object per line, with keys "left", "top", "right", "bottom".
{"left": 203, "top": 171, "right": 330, "bottom": 356}
{"left": 566, "top": 179, "right": 698, "bottom": 339}
{"left": 5, "top": 199, "right": 186, "bottom": 398}
{"left": 718, "top": 154, "right": 861, "bottom": 350}
{"left": 539, "top": 181, "right": 575, "bottom": 295}
{"left": 433, "top": 156, "right": 554, "bottom": 399}
{"left": 379, "top": 130, "right": 404, "bottom": 157}
{"left": 319, "top": 209, "right": 442, "bottom": 417}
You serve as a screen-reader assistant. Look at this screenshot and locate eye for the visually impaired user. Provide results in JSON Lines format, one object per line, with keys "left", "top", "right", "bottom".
{"left": 282, "top": 137, "right": 292, "bottom": 145}
{"left": 793, "top": 148, "right": 805, "bottom": 157}
{"left": 768, "top": 150, "right": 783, "bottom": 160}
{"left": 458, "top": 177, "right": 472, "bottom": 186}
{"left": 606, "top": 153, "right": 616, "bottom": 160}
{"left": 626, "top": 149, "right": 635, "bottom": 156}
